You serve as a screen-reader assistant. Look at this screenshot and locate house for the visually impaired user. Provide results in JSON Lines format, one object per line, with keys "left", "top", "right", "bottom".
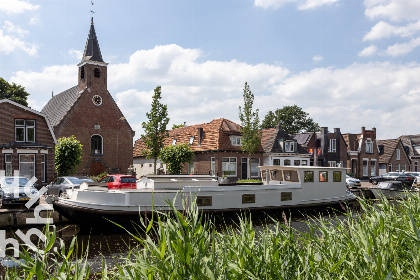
{"left": 294, "top": 127, "right": 348, "bottom": 167}
{"left": 42, "top": 18, "right": 135, "bottom": 175}
{"left": 0, "top": 99, "right": 56, "bottom": 185}
{"left": 133, "top": 118, "right": 264, "bottom": 180}
{"left": 261, "top": 125, "right": 311, "bottom": 166}
{"left": 400, "top": 135, "right": 420, "bottom": 172}
{"left": 342, "top": 127, "right": 379, "bottom": 178}
{"left": 378, "top": 138, "right": 411, "bottom": 175}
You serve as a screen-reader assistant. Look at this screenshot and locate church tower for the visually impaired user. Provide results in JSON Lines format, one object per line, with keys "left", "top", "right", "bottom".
{"left": 77, "top": 18, "right": 108, "bottom": 92}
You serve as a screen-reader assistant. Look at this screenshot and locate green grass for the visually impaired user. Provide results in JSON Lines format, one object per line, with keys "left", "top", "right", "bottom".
{"left": 235, "top": 179, "right": 262, "bottom": 184}
{"left": 4, "top": 195, "right": 420, "bottom": 279}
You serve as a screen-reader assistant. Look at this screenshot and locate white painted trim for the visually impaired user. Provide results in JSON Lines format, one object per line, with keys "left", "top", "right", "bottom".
{"left": 17, "top": 149, "right": 38, "bottom": 154}
{"left": 77, "top": 61, "right": 109, "bottom": 67}
{"left": 2, "top": 149, "right": 13, "bottom": 154}
{"left": 40, "top": 150, "right": 49, "bottom": 154}
{"left": 370, "top": 159, "right": 377, "bottom": 161}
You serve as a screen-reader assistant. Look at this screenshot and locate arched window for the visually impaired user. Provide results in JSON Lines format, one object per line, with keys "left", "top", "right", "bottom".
{"left": 91, "top": 135, "right": 103, "bottom": 154}
{"left": 94, "top": 68, "right": 100, "bottom": 78}
{"left": 80, "top": 66, "right": 85, "bottom": 79}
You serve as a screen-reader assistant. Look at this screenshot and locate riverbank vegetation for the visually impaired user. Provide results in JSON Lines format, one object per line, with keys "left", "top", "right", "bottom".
{"left": 4, "top": 195, "right": 420, "bottom": 279}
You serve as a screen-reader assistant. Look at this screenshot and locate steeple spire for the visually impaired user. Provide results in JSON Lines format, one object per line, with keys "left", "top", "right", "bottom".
{"left": 82, "top": 18, "right": 104, "bottom": 63}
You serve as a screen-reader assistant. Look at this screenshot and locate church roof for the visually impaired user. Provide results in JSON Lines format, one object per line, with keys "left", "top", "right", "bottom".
{"left": 41, "top": 86, "right": 81, "bottom": 128}
{"left": 81, "top": 18, "right": 104, "bottom": 63}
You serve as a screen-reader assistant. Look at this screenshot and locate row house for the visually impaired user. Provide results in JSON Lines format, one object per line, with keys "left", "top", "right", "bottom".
{"left": 0, "top": 99, "right": 56, "bottom": 186}
{"left": 294, "top": 127, "right": 348, "bottom": 168}
{"left": 261, "top": 125, "right": 311, "bottom": 167}
{"left": 400, "top": 135, "right": 420, "bottom": 172}
{"left": 133, "top": 118, "right": 264, "bottom": 181}
{"left": 342, "top": 127, "right": 380, "bottom": 179}
{"left": 378, "top": 138, "right": 411, "bottom": 175}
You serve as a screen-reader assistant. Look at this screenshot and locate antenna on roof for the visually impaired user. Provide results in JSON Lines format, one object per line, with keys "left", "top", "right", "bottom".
{"left": 52, "top": 91, "right": 53, "bottom": 97}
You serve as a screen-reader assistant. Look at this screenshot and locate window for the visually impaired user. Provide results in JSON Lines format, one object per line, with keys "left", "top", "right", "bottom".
{"left": 284, "top": 170, "right": 298, "bottom": 182}
{"left": 328, "top": 161, "right": 336, "bottom": 167}
{"left": 396, "top": 164, "right": 400, "bottom": 172}
{"left": 416, "top": 162, "right": 418, "bottom": 172}
{"left": 5, "top": 154, "right": 12, "bottom": 176}
{"left": 210, "top": 157, "right": 215, "bottom": 175}
{"left": 94, "top": 68, "right": 100, "bottom": 78}
{"left": 366, "top": 139, "right": 373, "bottom": 153}
{"left": 222, "top": 157, "right": 237, "bottom": 177}
{"left": 273, "top": 159, "right": 280, "bottom": 165}
{"left": 81, "top": 66, "right": 85, "bottom": 79}
{"left": 188, "top": 162, "right": 194, "bottom": 174}
{"left": 401, "top": 164, "right": 406, "bottom": 172}
{"left": 285, "top": 141, "right": 295, "bottom": 152}
{"left": 389, "top": 164, "right": 392, "bottom": 172}
{"left": 319, "top": 171, "right": 328, "bottom": 182}
{"left": 329, "top": 139, "right": 336, "bottom": 152}
{"left": 304, "top": 171, "right": 314, "bottom": 182}
{"left": 91, "top": 135, "right": 103, "bottom": 154}
{"left": 371, "top": 160, "right": 376, "bottom": 176}
{"left": 363, "top": 160, "right": 368, "bottom": 176}
{"left": 19, "top": 154, "right": 35, "bottom": 179}
{"left": 301, "top": 160, "right": 308, "bottom": 166}
{"left": 281, "top": 192, "right": 292, "bottom": 201}
{"left": 270, "top": 170, "right": 283, "bottom": 181}
{"left": 242, "top": 194, "right": 255, "bottom": 204}
{"left": 15, "top": 119, "right": 35, "bottom": 142}
{"left": 284, "top": 159, "right": 291, "bottom": 166}
{"left": 294, "top": 160, "right": 300, "bottom": 166}
{"left": 189, "top": 136, "right": 194, "bottom": 145}
{"left": 172, "top": 139, "right": 177, "bottom": 145}
{"left": 230, "top": 136, "right": 242, "bottom": 147}
{"left": 196, "top": 196, "right": 212, "bottom": 206}
{"left": 333, "top": 171, "right": 342, "bottom": 182}
{"left": 41, "top": 154, "right": 46, "bottom": 183}
{"left": 250, "top": 158, "right": 260, "bottom": 178}
{"left": 396, "top": 149, "right": 400, "bottom": 160}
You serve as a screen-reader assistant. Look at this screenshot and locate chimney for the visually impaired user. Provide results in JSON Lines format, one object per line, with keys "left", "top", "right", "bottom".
{"left": 321, "top": 127, "right": 328, "bottom": 166}
{"left": 334, "top": 128, "right": 341, "bottom": 161}
{"left": 361, "top": 126, "right": 366, "bottom": 134}
{"left": 197, "top": 127, "right": 203, "bottom": 147}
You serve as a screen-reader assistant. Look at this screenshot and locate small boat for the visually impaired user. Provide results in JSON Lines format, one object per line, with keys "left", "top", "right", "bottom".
{"left": 370, "top": 181, "right": 418, "bottom": 200}
{"left": 50, "top": 166, "right": 355, "bottom": 230}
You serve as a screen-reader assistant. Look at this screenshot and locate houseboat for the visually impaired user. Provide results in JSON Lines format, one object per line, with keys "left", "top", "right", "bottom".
{"left": 50, "top": 166, "right": 355, "bottom": 229}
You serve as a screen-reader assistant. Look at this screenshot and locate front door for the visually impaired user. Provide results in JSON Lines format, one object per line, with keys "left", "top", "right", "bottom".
{"left": 90, "top": 161, "right": 105, "bottom": 175}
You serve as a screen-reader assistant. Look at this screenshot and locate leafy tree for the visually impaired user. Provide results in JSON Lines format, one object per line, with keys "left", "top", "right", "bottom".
{"left": 141, "top": 86, "right": 170, "bottom": 175}
{"left": 159, "top": 143, "right": 194, "bottom": 174}
{"left": 239, "top": 82, "right": 262, "bottom": 179}
{"left": 0, "top": 77, "right": 30, "bottom": 106}
{"left": 55, "top": 136, "right": 83, "bottom": 176}
{"left": 172, "top": 124, "right": 185, "bottom": 129}
{"left": 261, "top": 105, "right": 320, "bottom": 134}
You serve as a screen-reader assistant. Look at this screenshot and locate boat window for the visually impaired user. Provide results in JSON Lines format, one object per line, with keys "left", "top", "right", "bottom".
{"left": 196, "top": 196, "right": 212, "bottom": 206}
{"left": 319, "top": 171, "right": 328, "bottom": 182}
{"left": 270, "top": 170, "right": 283, "bottom": 181}
{"left": 281, "top": 192, "right": 292, "bottom": 201}
{"left": 294, "top": 160, "right": 300, "bottom": 166}
{"left": 284, "top": 159, "right": 291, "bottom": 166}
{"left": 273, "top": 159, "right": 280, "bottom": 165}
{"left": 304, "top": 171, "right": 314, "bottom": 182}
{"left": 242, "top": 194, "right": 255, "bottom": 204}
{"left": 284, "top": 170, "right": 299, "bottom": 182}
{"left": 261, "top": 170, "right": 267, "bottom": 181}
{"left": 333, "top": 171, "right": 342, "bottom": 182}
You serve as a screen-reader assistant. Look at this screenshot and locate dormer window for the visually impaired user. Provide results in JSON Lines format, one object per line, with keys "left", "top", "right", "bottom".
{"left": 94, "top": 68, "right": 100, "bottom": 78}
{"left": 189, "top": 136, "right": 194, "bottom": 145}
{"left": 284, "top": 141, "right": 295, "bottom": 152}
{"left": 230, "top": 136, "right": 242, "bottom": 147}
{"left": 80, "top": 66, "right": 85, "bottom": 79}
{"left": 172, "top": 139, "right": 177, "bottom": 145}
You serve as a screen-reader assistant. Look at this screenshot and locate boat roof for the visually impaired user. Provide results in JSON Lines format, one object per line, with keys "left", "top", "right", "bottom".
{"left": 258, "top": 165, "right": 349, "bottom": 171}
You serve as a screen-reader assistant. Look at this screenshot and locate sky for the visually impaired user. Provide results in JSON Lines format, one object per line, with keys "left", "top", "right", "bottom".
{"left": 1, "top": 0, "right": 420, "bottom": 140}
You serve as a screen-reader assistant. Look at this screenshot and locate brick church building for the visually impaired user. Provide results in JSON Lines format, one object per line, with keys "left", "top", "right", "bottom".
{"left": 42, "top": 19, "right": 135, "bottom": 175}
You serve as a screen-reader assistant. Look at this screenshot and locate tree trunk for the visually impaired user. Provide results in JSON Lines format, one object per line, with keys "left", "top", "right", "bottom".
{"left": 154, "top": 157, "right": 157, "bottom": 175}
{"left": 248, "top": 156, "right": 251, "bottom": 180}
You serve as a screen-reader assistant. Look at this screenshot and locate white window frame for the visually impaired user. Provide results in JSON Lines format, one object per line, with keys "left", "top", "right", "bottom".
{"left": 284, "top": 141, "right": 295, "bottom": 152}
{"left": 328, "top": 139, "right": 336, "bottom": 152}
{"left": 396, "top": 163, "right": 400, "bottom": 172}
{"left": 396, "top": 149, "right": 400, "bottom": 160}
{"left": 388, "top": 164, "right": 392, "bottom": 172}
{"left": 222, "top": 157, "right": 237, "bottom": 177}
{"left": 328, "top": 161, "right": 336, "bottom": 167}
{"left": 273, "top": 159, "right": 281, "bottom": 165}
{"left": 301, "top": 160, "right": 308, "bottom": 166}
{"left": 250, "top": 158, "right": 260, "bottom": 178}
{"left": 370, "top": 160, "right": 376, "bottom": 176}
{"left": 230, "top": 136, "right": 242, "bottom": 147}
{"left": 363, "top": 160, "right": 368, "bottom": 176}
{"left": 41, "top": 154, "right": 46, "bottom": 182}
{"left": 19, "top": 154, "right": 35, "bottom": 179}
{"left": 210, "top": 157, "right": 215, "bottom": 175}
{"left": 401, "top": 163, "right": 406, "bottom": 172}
{"left": 15, "top": 119, "right": 36, "bottom": 143}
{"left": 365, "top": 139, "right": 373, "bottom": 153}
{"left": 5, "top": 154, "right": 12, "bottom": 176}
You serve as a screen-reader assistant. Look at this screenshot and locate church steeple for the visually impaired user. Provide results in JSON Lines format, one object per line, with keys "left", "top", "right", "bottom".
{"left": 81, "top": 18, "right": 104, "bottom": 63}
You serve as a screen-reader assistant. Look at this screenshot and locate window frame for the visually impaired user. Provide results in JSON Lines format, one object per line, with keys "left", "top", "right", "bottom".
{"left": 210, "top": 157, "right": 216, "bottom": 176}
{"left": 319, "top": 171, "right": 328, "bottom": 182}
{"left": 19, "top": 154, "right": 35, "bottom": 179}
{"left": 333, "top": 171, "right": 342, "bottom": 182}
{"left": 222, "top": 157, "right": 237, "bottom": 177}
{"left": 396, "top": 149, "right": 400, "bottom": 160}
{"left": 365, "top": 139, "right": 373, "bottom": 153}
{"left": 304, "top": 171, "right": 314, "bottom": 182}
{"left": 15, "top": 119, "right": 36, "bottom": 143}
{"left": 91, "top": 134, "right": 103, "bottom": 155}
{"left": 328, "top": 139, "right": 337, "bottom": 152}
{"left": 284, "top": 141, "right": 295, "bottom": 152}
{"left": 4, "top": 154, "right": 12, "bottom": 176}
{"left": 41, "top": 154, "right": 47, "bottom": 183}
{"left": 230, "top": 136, "right": 242, "bottom": 147}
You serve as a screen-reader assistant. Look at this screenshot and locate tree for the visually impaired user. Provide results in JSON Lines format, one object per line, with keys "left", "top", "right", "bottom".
{"left": 0, "top": 77, "right": 30, "bottom": 106}
{"left": 238, "top": 82, "right": 262, "bottom": 179}
{"left": 172, "top": 124, "right": 185, "bottom": 129}
{"left": 159, "top": 144, "right": 194, "bottom": 175}
{"left": 55, "top": 136, "right": 83, "bottom": 176}
{"left": 261, "top": 105, "right": 320, "bottom": 134}
{"left": 141, "top": 86, "right": 170, "bottom": 175}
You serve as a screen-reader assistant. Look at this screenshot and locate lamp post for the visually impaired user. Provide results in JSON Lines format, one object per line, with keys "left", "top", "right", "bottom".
{"left": 117, "top": 117, "right": 126, "bottom": 173}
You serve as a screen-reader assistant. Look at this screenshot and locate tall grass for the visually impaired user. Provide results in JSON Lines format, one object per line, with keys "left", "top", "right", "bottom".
{"left": 4, "top": 194, "right": 420, "bottom": 279}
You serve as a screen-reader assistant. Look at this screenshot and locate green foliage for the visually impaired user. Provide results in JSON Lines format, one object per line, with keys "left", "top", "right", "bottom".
{"left": 239, "top": 82, "right": 262, "bottom": 179}
{"left": 0, "top": 77, "right": 30, "bottom": 106}
{"left": 90, "top": 172, "right": 108, "bottom": 182}
{"left": 236, "top": 179, "right": 262, "bottom": 183}
{"left": 261, "top": 105, "right": 320, "bottom": 134}
{"left": 172, "top": 124, "right": 185, "bottom": 129}
{"left": 141, "top": 86, "right": 170, "bottom": 175}
{"left": 55, "top": 136, "right": 83, "bottom": 176}
{"left": 159, "top": 143, "right": 194, "bottom": 174}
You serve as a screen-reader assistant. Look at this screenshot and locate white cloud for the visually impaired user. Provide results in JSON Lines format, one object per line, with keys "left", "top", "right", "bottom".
{"left": 3, "top": 21, "right": 28, "bottom": 38}
{"left": 358, "top": 45, "right": 377, "bottom": 57}
{"left": 313, "top": 55, "right": 323, "bottom": 61}
{"left": 0, "top": 0, "right": 39, "bottom": 14}
{"left": 385, "top": 37, "right": 420, "bottom": 56}
{"left": 254, "top": 0, "right": 295, "bottom": 9}
{"left": 364, "top": 0, "right": 420, "bottom": 22}
{"left": 29, "top": 17, "right": 40, "bottom": 25}
{"left": 254, "top": 0, "right": 338, "bottom": 10}
{"left": 0, "top": 30, "right": 37, "bottom": 55}
{"left": 363, "top": 20, "right": 420, "bottom": 41}
{"left": 69, "top": 49, "right": 83, "bottom": 60}
{"left": 298, "top": 0, "right": 339, "bottom": 10}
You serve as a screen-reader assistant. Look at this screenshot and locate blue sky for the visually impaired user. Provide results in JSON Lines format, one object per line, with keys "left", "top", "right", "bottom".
{"left": 1, "top": 0, "right": 420, "bottom": 140}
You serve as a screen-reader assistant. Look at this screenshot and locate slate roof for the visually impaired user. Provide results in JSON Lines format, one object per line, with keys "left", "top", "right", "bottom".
{"left": 134, "top": 118, "right": 264, "bottom": 157}
{"left": 41, "top": 86, "right": 81, "bottom": 128}
{"left": 378, "top": 138, "right": 399, "bottom": 163}
{"left": 82, "top": 18, "right": 104, "bottom": 63}
{"left": 293, "top": 133, "right": 313, "bottom": 147}
{"left": 400, "top": 135, "right": 420, "bottom": 157}
{"left": 262, "top": 126, "right": 308, "bottom": 154}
